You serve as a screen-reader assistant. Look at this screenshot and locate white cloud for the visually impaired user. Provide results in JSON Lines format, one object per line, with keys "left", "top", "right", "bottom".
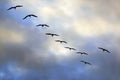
{"left": 12, "top": 0, "right": 120, "bottom": 37}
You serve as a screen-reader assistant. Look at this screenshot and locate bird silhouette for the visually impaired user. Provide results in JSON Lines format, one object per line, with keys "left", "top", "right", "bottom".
{"left": 23, "top": 14, "right": 38, "bottom": 20}
{"left": 45, "top": 33, "right": 59, "bottom": 37}
{"left": 80, "top": 60, "right": 92, "bottom": 65}
{"left": 64, "top": 47, "right": 76, "bottom": 51}
{"left": 98, "top": 47, "right": 110, "bottom": 53}
{"left": 36, "top": 24, "right": 49, "bottom": 27}
{"left": 55, "top": 40, "right": 67, "bottom": 44}
{"left": 7, "top": 5, "right": 23, "bottom": 10}
{"left": 76, "top": 52, "right": 88, "bottom": 55}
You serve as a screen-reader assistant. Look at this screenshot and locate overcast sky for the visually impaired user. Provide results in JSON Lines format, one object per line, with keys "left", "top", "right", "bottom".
{"left": 0, "top": 0, "right": 120, "bottom": 80}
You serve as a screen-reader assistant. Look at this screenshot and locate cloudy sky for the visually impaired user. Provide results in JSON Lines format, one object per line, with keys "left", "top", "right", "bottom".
{"left": 0, "top": 0, "right": 120, "bottom": 80}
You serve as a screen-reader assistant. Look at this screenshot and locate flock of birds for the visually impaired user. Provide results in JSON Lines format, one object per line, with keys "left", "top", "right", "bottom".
{"left": 7, "top": 5, "right": 111, "bottom": 66}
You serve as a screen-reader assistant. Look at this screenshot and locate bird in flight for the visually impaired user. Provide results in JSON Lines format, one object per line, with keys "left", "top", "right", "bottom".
{"left": 98, "top": 47, "right": 110, "bottom": 53}
{"left": 45, "top": 33, "right": 59, "bottom": 37}
{"left": 23, "top": 14, "right": 38, "bottom": 20}
{"left": 7, "top": 5, "right": 23, "bottom": 10}
{"left": 80, "top": 60, "right": 92, "bottom": 65}
{"left": 64, "top": 47, "right": 76, "bottom": 51}
{"left": 36, "top": 24, "right": 50, "bottom": 28}
{"left": 55, "top": 40, "right": 67, "bottom": 44}
{"left": 76, "top": 52, "right": 88, "bottom": 55}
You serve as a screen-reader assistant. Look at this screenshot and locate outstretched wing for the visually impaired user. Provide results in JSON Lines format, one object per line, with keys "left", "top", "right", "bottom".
{"left": 23, "top": 15, "right": 29, "bottom": 20}
{"left": 80, "top": 60, "right": 85, "bottom": 63}
{"left": 16, "top": 5, "right": 23, "bottom": 7}
{"left": 65, "top": 47, "right": 70, "bottom": 49}
{"left": 36, "top": 24, "right": 49, "bottom": 27}
{"left": 77, "top": 52, "right": 88, "bottom": 55}
{"left": 36, "top": 24, "right": 42, "bottom": 27}
{"left": 98, "top": 47, "right": 103, "bottom": 50}
{"left": 55, "top": 40, "right": 61, "bottom": 42}
{"left": 98, "top": 47, "right": 105, "bottom": 51}
{"left": 62, "top": 41, "right": 67, "bottom": 44}
{"left": 65, "top": 47, "right": 76, "bottom": 50}
{"left": 77, "top": 52, "right": 82, "bottom": 54}
{"left": 71, "top": 48, "right": 76, "bottom": 50}
{"left": 31, "top": 14, "right": 38, "bottom": 17}
{"left": 55, "top": 40, "right": 67, "bottom": 44}
{"left": 44, "top": 24, "right": 49, "bottom": 27}
{"left": 81, "top": 60, "right": 91, "bottom": 65}
{"left": 83, "top": 52, "right": 88, "bottom": 55}
{"left": 53, "top": 34, "right": 59, "bottom": 36}
{"left": 46, "top": 33, "right": 52, "bottom": 35}
{"left": 86, "top": 62, "right": 92, "bottom": 65}
{"left": 7, "top": 7, "right": 15, "bottom": 10}
{"left": 105, "top": 49, "right": 110, "bottom": 53}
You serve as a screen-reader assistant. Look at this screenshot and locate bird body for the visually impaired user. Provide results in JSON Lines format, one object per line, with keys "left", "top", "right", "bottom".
{"left": 55, "top": 40, "right": 67, "bottom": 44}
{"left": 65, "top": 47, "right": 76, "bottom": 51}
{"left": 7, "top": 5, "right": 23, "bottom": 10}
{"left": 80, "top": 60, "right": 91, "bottom": 65}
{"left": 36, "top": 24, "right": 49, "bottom": 27}
{"left": 23, "top": 14, "right": 37, "bottom": 20}
{"left": 76, "top": 52, "right": 88, "bottom": 55}
{"left": 98, "top": 47, "right": 110, "bottom": 53}
{"left": 45, "top": 33, "right": 59, "bottom": 37}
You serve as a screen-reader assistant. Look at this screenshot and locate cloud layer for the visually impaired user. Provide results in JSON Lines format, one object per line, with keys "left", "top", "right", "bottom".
{"left": 0, "top": 0, "right": 120, "bottom": 80}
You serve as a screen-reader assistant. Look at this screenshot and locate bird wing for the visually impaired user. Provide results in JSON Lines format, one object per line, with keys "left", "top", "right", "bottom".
{"left": 65, "top": 47, "right": 70, "bottom": 49}
{"left": 77, "top": 52, "right": 82, "bottom": 54}
{"left": 16, "top": 5, "right": 23, "bottom": 7}
{"left": 7, "top": 7, "right": 15, "bottom": 10}
{"left": 62, "top": 41, "right": 67, "bottom": 43}
{"left": 44, "top": 24, "right": 49, "bottom": 27}
{"left": 46, "top": 33, "right": 52, "bottom": 35}
{"left": 55, "top": 40, "right": 61, "bottom": 42}
{"left": 54, "top": 34, "right": 59, "bottom": 36}
{"left": 105, "top": 49, "right": 110, "bottom": 53}
{"left": 23, "top": 15, "right": 29, "bottom": 20}
{"left": 98, "top": 47, "right": 105, "bottom": 51}
{"left": 36, "top": 24, "right": 42, "bottom": 26}
{"left": 98, "top": 47, "right": 103, "bottom": 50}
{"left": 31, "top": 14, "right": 37, "bottom": 17}
{"left": 81, "top": 60, "right": 91, "bottom": 65}
{"left": 83, "top": 52, "right": 88, "bottom": 55}
{"left": 86, "top": 62, "right": 92, "bottom": 65}
{"left": 71, "top": 48, "right": 76, "bottom": 50}
{"left": 80, "top": 60, "right": 85, "bottom": 63}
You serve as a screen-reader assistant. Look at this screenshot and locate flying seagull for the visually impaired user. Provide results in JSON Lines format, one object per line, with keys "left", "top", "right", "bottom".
{"left": 80, "top": 60, "right": 92, "bottom": 65}
{"left": 23, "top": 14, "right": 38, "bottom": 20}
{"left": 7, "top": 5, "right": 23, "bottom": 10}
{"left": 76, "top": 52, "right": 88, "bottom": 55}
{"left": 65, "top": 47, "right": 76, "bottom": 51}
{"left": 36, "top": 24, "right": 50, "bottom": 27}
{"left": 45, "top": 33, "right": 59, "bottom": 37}
{"left": 98, "top": 47, "right": 110, "bottom": 53}
{"left": 55, "top": 40, "right": 67, "bottom": 44}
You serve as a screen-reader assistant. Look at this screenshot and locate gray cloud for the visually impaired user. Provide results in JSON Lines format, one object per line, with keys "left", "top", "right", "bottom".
{"left": 85, "top": 0, "right": 120, "bottom": 23}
